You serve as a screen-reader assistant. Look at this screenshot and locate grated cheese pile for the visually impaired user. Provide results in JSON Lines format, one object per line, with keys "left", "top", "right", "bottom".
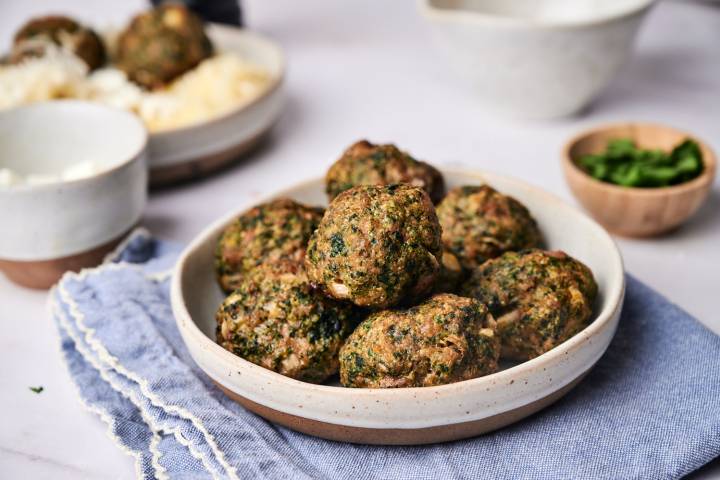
{"left": 0, "top": 161, "right": 100, "bottom": 187}
{"left": 0, "top": 45, "right": 88, "bottom": 107}
{"left": 0, "top": 48, "right": 272, "bottom": 133}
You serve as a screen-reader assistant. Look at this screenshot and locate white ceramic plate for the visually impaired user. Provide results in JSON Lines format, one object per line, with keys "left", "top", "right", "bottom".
{"left": 171, "top": 169, "right": 625, "bottom": 444}
{"left": 147, "top": 24, "right": 285, "bottom": 185}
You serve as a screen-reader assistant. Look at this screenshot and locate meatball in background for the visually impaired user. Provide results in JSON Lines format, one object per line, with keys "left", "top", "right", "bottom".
{"left": 325, "top": 140, "right": 446, "bottom": 203}
{"left": 462, "top": 249, "right": 597, "bottom": 361}
{"left": 306, "top": 184, "right": 442, "bottom": 309}
{"left": 437, "top": 185, "right": 542, "bottom": 271}
{"left": 116, "top": 4, "right": 213, "bottom": 89}
{"left": 11, "top": 15, "right": 105, "bottom": 70}
{"left": 339, "top": 293, "right": 499, "bottom": 388}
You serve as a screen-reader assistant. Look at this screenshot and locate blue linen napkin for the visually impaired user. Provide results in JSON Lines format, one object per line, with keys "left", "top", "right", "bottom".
{"left": 51, "top": 230, "right": 720, "bottom": 480}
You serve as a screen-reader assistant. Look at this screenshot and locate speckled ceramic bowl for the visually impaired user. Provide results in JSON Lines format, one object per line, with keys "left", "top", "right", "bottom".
{"left": 171, "top": 169, "right": 625, "bottom": 445}
{"left": 0, "top": 100, "right": 147, "bottom": 289}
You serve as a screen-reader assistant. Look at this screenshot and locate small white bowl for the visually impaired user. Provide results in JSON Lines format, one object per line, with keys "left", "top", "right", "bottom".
{"left": 148, "top": 24, "right": 285, "bottom": 186}
{"left": 0, "top": 100, "right": 148, "bottom": 289}
{"left": 420, "top": 0, "right": 655, "bottom": 118}
{"left": 171, "top": 169, "right": 625, "bottom": 445}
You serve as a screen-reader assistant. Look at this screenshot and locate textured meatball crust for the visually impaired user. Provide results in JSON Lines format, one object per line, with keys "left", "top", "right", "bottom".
{"left": 306, "top": 184, "right": 442, "bottom": 309}
{"left": 339, "top": 293, "right": 499, "bottom": 388}
{"left": 215, "top": 198, "right": 324, "bottom": 293}
{"left": 326, "top": 140, "right": 446, "bottom": 203}
{"left": 437, "top": 185, "right": 542, "bottom": 270}
{"left": 216, "top": 262, "right": 361, "bottom": 383}
{"left": 462, "top": 249, "right": 597, "bottom": 361}
{"left": 116, "top": 4, "right": 213, "bottom": 89}
{"left": 11, "top": 15, "right": 105, "bottom": 69}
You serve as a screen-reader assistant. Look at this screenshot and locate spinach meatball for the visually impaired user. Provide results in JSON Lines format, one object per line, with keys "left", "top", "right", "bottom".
{"left": 339, "top": 293, "right": 499, "bottom": 388}
{"left": 306, "top": 184, "right": 442, "bottom": 309}
{"left": 11, "top": 15, "right": 105, "bottom": 70}
{"left": 216, "top": 261, "right": 361, "bottom": 383}
{"left": 215, "top": 198, "right": 324, "bottom": 293}
{"left": 462, "top": 249, "right": 597, "bottom": 361}
{"left": 116, "top": 4, "right": 213, "bottom": 89}
{"left": 437, "top": 185, "right": 542, "bottom": 271}
{"left": 326, "top": 140, "right": 445, "bottom": 203}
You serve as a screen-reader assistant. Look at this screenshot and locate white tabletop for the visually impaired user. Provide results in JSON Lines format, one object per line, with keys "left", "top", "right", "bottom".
{"left": 1, "top": 0, "right": 718, "bottom": 478}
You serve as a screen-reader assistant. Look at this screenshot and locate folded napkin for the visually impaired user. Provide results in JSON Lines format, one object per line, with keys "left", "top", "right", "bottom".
{"left": 51, "top": 230, "right": 720, "bottom": 480}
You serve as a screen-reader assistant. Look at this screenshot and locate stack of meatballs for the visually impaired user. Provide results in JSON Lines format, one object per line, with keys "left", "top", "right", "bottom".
{"left": 8, "top": 4, "right": 213, "bottom": 90}
{"left": 215, "top": 141, "right": 598, "bottom": 388}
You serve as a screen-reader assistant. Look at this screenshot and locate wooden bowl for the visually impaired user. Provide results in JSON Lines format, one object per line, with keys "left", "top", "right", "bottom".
{"left": 171, "top": 169, "right": 625, "bottom": 445}
{"left": 562, "top": 123, "right": 717, "bottom": 237}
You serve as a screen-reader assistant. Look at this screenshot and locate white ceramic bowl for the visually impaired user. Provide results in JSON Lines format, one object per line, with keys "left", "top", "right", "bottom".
{"left": 420, "top": 0, "right": 655, "bottom": 118}
{"left": 148, "top": 24, "right": 285, "bottom": 185}
{"left": 0, "top": 100, "right": 147, "bottom": 288}
{"left": 172, "top": 169, "right": 625, "bottom": 444}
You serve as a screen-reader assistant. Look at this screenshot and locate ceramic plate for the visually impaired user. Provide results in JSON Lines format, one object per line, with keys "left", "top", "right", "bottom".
{"left": 171, "top": 169, "right": 625, "bottom": 445}
{"left": 148, "top": 24, "right": 285, "bottom": 186}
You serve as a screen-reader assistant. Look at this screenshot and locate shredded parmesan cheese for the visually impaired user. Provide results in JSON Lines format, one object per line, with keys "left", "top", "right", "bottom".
{"left": 0, "top": 50, "right": 272, "bottom": 133}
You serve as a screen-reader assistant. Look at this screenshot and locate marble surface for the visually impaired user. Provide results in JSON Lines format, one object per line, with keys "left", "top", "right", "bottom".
{"left": 1, "top": 0, "right": 718, "bottom": 478}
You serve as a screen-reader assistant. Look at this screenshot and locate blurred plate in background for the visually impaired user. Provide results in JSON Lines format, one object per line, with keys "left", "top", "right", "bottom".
{"left": 148, "top": 24, "right": 285, "bottom": 186}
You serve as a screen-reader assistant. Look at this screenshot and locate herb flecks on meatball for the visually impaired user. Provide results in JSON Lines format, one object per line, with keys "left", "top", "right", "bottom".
{"left": 11, "top": 15, "right": 105, "bottom": 70}
{"left": 115, "top": 4, "right": 213, "bottom": 89}
{"left": 462, "top": 249, "right": 597, "bottom": 361}
{"left": 215, "top": 198, "right": 324, "bottom": 293}
{"left": 437, "top": 185, "right": 542, "bottom": 271}
{"left": 216, "top": 261, "right": 361, "bottom": 383}
{"left": 325, "top": 140, "right": 446, "bottom": 203}
{"left": 306, "top": 184, "right": 442, "bottom": 309}
{"left": 339, "top": 293, "right": 499, "bottom": 388}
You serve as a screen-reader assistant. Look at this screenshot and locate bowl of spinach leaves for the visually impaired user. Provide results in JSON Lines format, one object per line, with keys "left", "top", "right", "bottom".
{"left": 563, "top": 123, "right": 716, "bottom": 237}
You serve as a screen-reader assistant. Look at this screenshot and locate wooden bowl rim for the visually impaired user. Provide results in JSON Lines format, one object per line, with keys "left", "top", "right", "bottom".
{"left": 562, "top": 122, "right": 717, "bottom": 197}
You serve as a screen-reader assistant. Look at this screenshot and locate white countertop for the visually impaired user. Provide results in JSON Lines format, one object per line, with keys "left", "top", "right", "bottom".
{"left": 1, "top": 0, "right": 719, "bottom": 478}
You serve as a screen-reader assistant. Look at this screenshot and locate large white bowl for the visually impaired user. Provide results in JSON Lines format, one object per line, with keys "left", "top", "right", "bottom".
{"left": 420, "top": 0, "right": 655, "bottom": 118}
{"left": 147, "top": 24, "right": 285, "bottom": 185}
{"left": 0, "top": 100, "right": 148, "bottom": 288}
{"left": 171, "top": 169, "right": 625, "bottom": 444}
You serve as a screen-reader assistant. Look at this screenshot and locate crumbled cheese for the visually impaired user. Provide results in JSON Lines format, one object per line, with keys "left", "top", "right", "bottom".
{"left": 136, "top": 53, "right": 271, "bottom": 131}
{"left": 0, "top": 49, "right": 272, "bottom": 133}
{"left": 0, "top": 45, "right": 87, "bottom": 109}
{"left": 78, "top": 68, "right": 143, "bottom": 111}
{"left": 0, "top": 162, "right": 101, "bottom": 188}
